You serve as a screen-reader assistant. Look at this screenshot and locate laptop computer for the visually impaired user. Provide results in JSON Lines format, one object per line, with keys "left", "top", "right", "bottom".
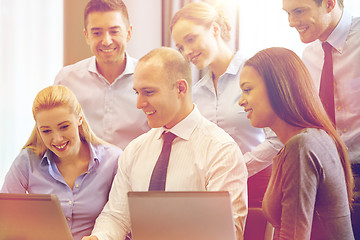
{"left": 127, "top": 191, "right": 237, "bottom": 240}
{"left": 0, "top": 193, "right": 73, "bottom": 240}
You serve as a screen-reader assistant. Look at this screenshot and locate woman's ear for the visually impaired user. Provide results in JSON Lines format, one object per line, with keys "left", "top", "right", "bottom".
{"left": 78, "top": 115, "right": 83, "bottom": 126}
{"left": 212, "top": 22, "right": 221, "bottom": 37}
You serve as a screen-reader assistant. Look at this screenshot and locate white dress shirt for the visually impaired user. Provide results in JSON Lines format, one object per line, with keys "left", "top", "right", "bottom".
{"left": 54, "top": 53, "right": 150, "bottom": 150}
{"left": 193, "top": 51, "right": 283, "bottom": 176}
{"left": 91, "top": 106, "right": 248, "bottom": 240}
{"left": 302, "top": 11, "right": 360, "bottom": 163}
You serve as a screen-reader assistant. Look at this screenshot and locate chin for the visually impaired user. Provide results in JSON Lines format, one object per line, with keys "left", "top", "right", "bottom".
{"left": 300, "top": 35, "right": 317, "bottom": 44}
{"left": 250, "top": 120, "right": 266, "bottom": 129}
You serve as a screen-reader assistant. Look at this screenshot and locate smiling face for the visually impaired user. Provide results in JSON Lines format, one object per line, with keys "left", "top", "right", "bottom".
{"left": 239, "top": 66, "right": 278, "bottom": 128}
{"left": 282, "top": 0, "right": 333, "bottom": 43}
{"left": 134, "top": 62, "right": 186, "bottom": 129}
{"left": 171, "top": 19, "right": 219, "bottom": 70}
{"left": 84, "top": 10, "right": 132, "bottom": 66}
{"left": 36, "top": 106, "right": 83, "bottom": 160}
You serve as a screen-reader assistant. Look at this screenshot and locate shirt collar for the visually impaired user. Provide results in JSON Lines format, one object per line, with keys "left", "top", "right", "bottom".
{"left": 226, "top": 51, "right": 246, "bottom": 75}
{"left": 326, "top": 10, "right": 352, "bottom": 54}
{"left": 154, "top": 104, "right": 202, "bottom": 141}
{"left": 199, "top": 51, "right": 244, "bottom": 87}
{"left": 88, "top": 52, "right": 134, "bottom": 82}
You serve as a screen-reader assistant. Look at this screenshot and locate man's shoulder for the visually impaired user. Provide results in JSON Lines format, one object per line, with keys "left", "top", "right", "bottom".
{"left": 123, "top": 128, "right": 156, "bottom": 151}
{"left": 55, "top": 56, "right": 94, "bottom": 82}
{"left": 196, "top": 116, "right": 237, "bottom": 145}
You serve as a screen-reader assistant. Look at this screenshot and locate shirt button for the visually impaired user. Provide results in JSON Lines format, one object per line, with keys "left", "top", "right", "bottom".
{"left": 67, "top": 217, "right": 71, "bottom": 221}
{"left": 68, "top": 200, "right": 72, "bottom": 205}
{"left": 337, "top": 106, "right": 342, "bottom": 111}
{"left": 343, "top": 128, "right": 348, "bottom": 133}
{"left": 87, "top": 171, "right": 91, "bottom": 174}
{"left": 75, "top": 184, "right": 79, "bottom": 188}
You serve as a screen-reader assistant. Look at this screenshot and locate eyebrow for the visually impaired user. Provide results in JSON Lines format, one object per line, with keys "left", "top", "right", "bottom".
{"left": 90, "top": 26, "right": 121, "bottom": 31}
{"left": 39, "top": 121, "right": 70, "bottom": 129}
{"left": 240, "top": 82, "right": 248, "bottom": 88}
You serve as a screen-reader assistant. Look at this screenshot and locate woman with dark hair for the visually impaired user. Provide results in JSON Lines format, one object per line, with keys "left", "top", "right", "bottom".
{"left": 239, "top": 47, "right": 354, "bottom": 239}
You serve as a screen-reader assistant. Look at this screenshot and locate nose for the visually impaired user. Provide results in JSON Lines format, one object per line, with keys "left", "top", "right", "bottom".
{"left": 288, "top": 14, "right": 299, "bottom": 28}
{"left": 238, "top": 94, "right": 246, "bottom": 107}
{"left": 102, "top": 32, "right": 113, "bottom": 46}
{"left": 136, "top": 94, "right": 147, "bottom": 109}
{"left": 183, "top": 46, "right": 193, "bottom": 61}
{"left": 52, "top": 131, "right": 63, "bottom": 143}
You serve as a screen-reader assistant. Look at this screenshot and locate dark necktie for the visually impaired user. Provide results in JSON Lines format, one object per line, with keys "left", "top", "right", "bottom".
{"left": 148, "top": 132, "right": 177, "bottom": 191}
{"left": 319, "top": 41, "right": 336, "bottom": 125}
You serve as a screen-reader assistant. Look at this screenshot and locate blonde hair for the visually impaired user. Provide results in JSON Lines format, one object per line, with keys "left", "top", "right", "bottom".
{"left": 245, "top": 47, "right": 353, "bottom": 208}
{"left": 24, "top": 85, "right": 106, "bottom": 157}
{"left": 170, "top": 2, "right": 231, "bottom": 42}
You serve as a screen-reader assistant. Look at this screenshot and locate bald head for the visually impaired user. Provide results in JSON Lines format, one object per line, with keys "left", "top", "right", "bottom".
{"left": 137, "top": 47, "right": 193, "bottom": 90}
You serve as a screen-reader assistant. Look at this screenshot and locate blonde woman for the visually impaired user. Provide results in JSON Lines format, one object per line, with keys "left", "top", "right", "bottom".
{"left": 1, "top": 85, "right": 121, "bottom": 240}
{"left": 170, "top": 2, "right": 283, "bottom": 207}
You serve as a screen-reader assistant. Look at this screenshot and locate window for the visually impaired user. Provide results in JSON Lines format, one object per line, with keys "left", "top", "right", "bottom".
{"left": 0, "top": 0, "right": 63, "bottom": 186}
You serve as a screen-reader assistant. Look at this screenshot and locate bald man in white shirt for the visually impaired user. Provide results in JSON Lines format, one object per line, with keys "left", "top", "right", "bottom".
{"left": 82, "top": 47, "right": 248, "bottom": 240}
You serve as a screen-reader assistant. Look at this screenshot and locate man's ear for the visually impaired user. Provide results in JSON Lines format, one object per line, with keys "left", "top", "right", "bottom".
{"left": 176, "top": 79, "right": 188, "bottom": 96}
{"left": 84, "top": 28, "right": 90, "bottom": 45}
{"left": 326, "top": 0, "right": 336, "bottom": 12}
{"left": 126, "top": 24, "right": 133, "bottom": 42}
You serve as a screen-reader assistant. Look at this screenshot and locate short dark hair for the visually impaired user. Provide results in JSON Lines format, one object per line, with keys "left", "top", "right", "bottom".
{"left": 84, "top": 0, "right": 130, "bottom": 29}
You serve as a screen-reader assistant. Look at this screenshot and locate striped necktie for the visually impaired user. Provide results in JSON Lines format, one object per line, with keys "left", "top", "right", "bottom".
{"left": 148, "top": 132, "right": 177, "bottom": 191}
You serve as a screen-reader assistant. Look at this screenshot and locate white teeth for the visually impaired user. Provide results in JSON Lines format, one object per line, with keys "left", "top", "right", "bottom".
{"left": 297, "top": 27, "right": 307, "bottom": 33}
{"left": 55, "top": 142, "right": 67, "bottom": 150}
{"left": 145, "top": 111, "right": 155, "bottom": 115}
{"left": 191, "top": 54, "right": 200, "bottom": 63}
{"left": 102, "top": 49, "right": 114, "bottom": 53}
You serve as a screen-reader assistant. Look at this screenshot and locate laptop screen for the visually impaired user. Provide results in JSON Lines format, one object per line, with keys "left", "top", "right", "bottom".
{"left": 0, "top": 193, "right": 73, "bottom": 240}
{"left": 127, "top": 191, "right": 237, "bottom": 240}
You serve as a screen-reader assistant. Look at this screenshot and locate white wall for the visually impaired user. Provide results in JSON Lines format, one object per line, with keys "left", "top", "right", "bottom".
{"left": 0, "top": 0, "right": 63, "bottom": 187}
{"left": 124, "top": 0, "right": 162, "bottom": 59}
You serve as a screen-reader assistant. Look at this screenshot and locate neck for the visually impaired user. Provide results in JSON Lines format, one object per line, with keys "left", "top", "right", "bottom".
{"left": 209, "top": 44, "right": 234, "bottom": 82}
{"left": 56, "top": 141, "right": 90, "bottom": 166}
{"left": 96, "top": 58, "right": 126, "bottom": 84}
{"left": 321, "top": 7, "right": 343, "bottom": 41}
{"left": 271, "top": 119, "right": 305, "bottom": 145}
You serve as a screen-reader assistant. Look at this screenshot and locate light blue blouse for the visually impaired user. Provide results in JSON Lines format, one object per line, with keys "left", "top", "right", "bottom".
{"left": 1, "top": 143, "right": 121, "bottom": 240}
{"left": 192, "top": 51, "right": 283, "bottom": 176}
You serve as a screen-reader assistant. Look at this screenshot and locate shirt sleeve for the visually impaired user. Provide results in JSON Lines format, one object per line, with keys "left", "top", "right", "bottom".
{"left": 278, "top": 141, "right": 320, "bottom": 240}
{"left": 244, "top": 127, "right": 283, "bottom": 177}
{"left": 206, "top": 141, "right": 248, "bottom": 240}
{"left": 91, "top": 146, "right": 133, "bottom": 240}
{"left": 1, "top": 149, "right": 30, "bottom": 193}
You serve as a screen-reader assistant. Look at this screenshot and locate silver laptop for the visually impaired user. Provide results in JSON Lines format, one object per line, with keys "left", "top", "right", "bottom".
{"left": 127, "top": 191, "right": 237, "bottom": 240}
{"left": 0, "top": 193, "right": 73, "bottom": 240}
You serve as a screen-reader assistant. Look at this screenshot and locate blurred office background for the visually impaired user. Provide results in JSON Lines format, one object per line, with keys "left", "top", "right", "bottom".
{"left": 1, "top": 0, "right": 360, "bottom": 186}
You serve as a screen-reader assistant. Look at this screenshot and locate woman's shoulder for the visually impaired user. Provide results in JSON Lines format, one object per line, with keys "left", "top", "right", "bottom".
{"left": 286, "top": 128, "right": 330, "bottom": 149}
{"left": 90, "top": 143, "right": 122, "bottom": 159}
